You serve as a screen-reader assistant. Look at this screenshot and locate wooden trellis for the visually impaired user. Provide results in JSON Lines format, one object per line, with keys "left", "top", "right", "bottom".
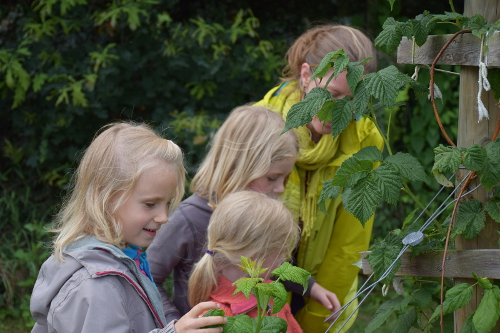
{"left": 362, "top": 0, "right": 500, "bottom": 331}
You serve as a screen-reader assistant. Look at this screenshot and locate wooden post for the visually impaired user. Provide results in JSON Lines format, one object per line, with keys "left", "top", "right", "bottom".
{"left": 392, "top": 0, "right": 500, "bottom": 331}
{"left": 455, "top": 1, "right": 500, "bottom": 331}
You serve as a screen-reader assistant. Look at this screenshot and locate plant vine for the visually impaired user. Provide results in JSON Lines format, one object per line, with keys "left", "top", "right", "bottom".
{"left": 283, "top": 1, "right": 500, "bottom": 332}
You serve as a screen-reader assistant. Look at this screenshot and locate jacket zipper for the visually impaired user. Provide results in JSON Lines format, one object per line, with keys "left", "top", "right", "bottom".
{"left": 95, "top": 271, "right": 164, "bottom": 328}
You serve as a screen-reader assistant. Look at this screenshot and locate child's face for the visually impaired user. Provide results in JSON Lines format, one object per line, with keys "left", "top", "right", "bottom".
{"left": 301, "top": 64, "right": 352, "bottom": 141}
{"left": 247, "top": 156, "right": 295, "bottom": 199}
{"left": 114, "top": 160, "right": 177, "bottom": 248}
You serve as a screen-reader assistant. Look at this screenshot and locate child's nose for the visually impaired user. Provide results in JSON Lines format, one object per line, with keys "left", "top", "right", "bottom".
{"left": 155, "top": 208, "right": 168, "bottom": 224}
{"left": 275, "top": 182, "right": 285, "bottom": 194}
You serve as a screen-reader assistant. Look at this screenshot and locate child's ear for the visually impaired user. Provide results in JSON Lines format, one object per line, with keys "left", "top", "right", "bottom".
{"left": 300, "top": 63, "right": 313, "bottom": 89}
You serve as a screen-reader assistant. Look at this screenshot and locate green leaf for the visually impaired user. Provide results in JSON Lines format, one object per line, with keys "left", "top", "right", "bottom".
{"left": 333, "top": 53, "right": 350, "bottom": 79}
{"left": 473, "top": 289, "right": 500, "bottom": 333}
{"left": 257, "top": 316, "right": 288, "bottom": 333}
{"left": 233, "top": 277, "right": 263, "bottom": 299}
{"left": 461, "top": 312, "right": 477, "bottom": 333}
{"left": 354, "top": 146, "right": 384, "bottom": 162}
{"left": 225, "top": 314, "right": 253, "bottom": 333}
{"left": 485, "top": 200, "right": 500, "bottom": 222}
{"left": 454, "top": 199, "right": 486, "bottom": 239}
{"left": 411, "top": 19, "right": 428, "bottom": 46}
{"left": 351, "top": 80, "right": 371, "bottom": 117}
{"left": 392, "top": 306, "right": 417, "bottom": 333}
{"left": 367, "top": 233, "right": 403, "bottom": 284}
{"left": 463, "top": 144, "right": 486, "bottom": 172}
{"left": 318, "top": 181, "right": 341, "bottom": 214}
{"left": 254, "top": 283, "right": 272, "bottom": 314}
{"left": 410, "top": 288, "right": 433, "bottom": 308}
{"left": 489, "top": 68, "right": 500, "bottom": 100}
{"left": 402, "top": 208, "right": 418, "bottom": 230}
{"left": 479, "top": 138, "right": 500, "bottom": 190}
{"left": 372, "top": 164, "right": 403, "bottom": 205}
{"left": 346, "top": 64, "right": 365, "bottom": 93}
{"left": 283, "top": 87, "right": 333, "bottom": 133}
{"left": 364, "top": 66, "right": 405, "bottom": 107}
{"left": 329, "top": 157, "right": 373, "bottom": 187}
{"left": 313, "top": 50, "right": 345, "bottom": 79}
{"left": 202, "top": 309, "right": 226, "bottom": 328}
{"left": 271, "top": 262, "right": 310, "bottom": 292}
{"left": 32, "top": 73, "right": 49, "bottom": 92}
{"left": 431, "top": 12, "right": 466, "bottom": 23}
{"left": 346, "top": 174, "right": 383, "bottom": 224}
{"left": 429, "top": 283, "right": 473, "bottom": 322}
{"left": 432, "top": 169, "right": 454, "bottom": 187}
{"left": 385, "top": 152, "right": 426, "bottom": 182}
{"left": 365, "top": 296, "right": 410, "bottom": 333}
{"left": 433, "top": 145, "right": 461, "bottom": 173}
{"left": 269, "top": 281, "right": 288, "bottom": 314}
{"left": 472, "top": 272, "right": 493, "bottom": 289}
{"left": 375, "top": 17, "right": 403, "bottom": 55}
{"left": 410, "top": 239, "right": 444, "bottom": 258}
{"left": 330, "top": 97, "right": 353, "bottom": 137}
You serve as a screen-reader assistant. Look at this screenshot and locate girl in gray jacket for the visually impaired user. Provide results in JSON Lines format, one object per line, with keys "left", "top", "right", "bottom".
{"left": 30, "top": 122, "right": 226, "bottom": 333}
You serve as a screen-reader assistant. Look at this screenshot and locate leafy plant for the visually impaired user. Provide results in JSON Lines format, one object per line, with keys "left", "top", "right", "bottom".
{"left": 282, "top": 1, "right": 500, "bottom": 331}
{"left": 203, "top": 256, "right": 310, "bottom": 333}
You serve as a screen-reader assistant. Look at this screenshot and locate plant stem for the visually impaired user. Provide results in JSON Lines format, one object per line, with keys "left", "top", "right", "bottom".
{"left": 369, "top": 100, "right": 393, "bottom": 155}
{"left": 449, "top": 0, "right": 456, "bottom": 13}
{"left": 255, "top": 306, "right": 263, "bottom": 333}
{"left": 402, "top": 182, "right": 435, "bottom": 219}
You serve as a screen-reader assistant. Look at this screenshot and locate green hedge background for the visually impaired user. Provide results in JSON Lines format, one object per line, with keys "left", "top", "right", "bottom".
{"left": 0, "top": 0, "right": 462, "bottom": 330}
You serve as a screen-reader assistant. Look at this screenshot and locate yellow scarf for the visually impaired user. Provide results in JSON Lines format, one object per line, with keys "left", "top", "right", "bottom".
{"left": 255, "top": 81, "right": 341, "bottom": 239}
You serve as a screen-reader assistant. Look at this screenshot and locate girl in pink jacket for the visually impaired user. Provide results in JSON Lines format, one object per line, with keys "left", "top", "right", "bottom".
{"left": 188, "top": 191, "right": 303, "bottom": 333}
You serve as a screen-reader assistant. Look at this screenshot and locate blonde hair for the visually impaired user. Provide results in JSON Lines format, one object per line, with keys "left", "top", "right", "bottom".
{"left": 190, "top": 105, "right": 298, "bottom": 208}
{"left": 52, "top": 122, "right": 185, "bottom": 260}
{"left": 282, "top": 24, "right": 377, "bottom": 92}
{"left": 188, "top": 191, "right": 299, "bottom": 306}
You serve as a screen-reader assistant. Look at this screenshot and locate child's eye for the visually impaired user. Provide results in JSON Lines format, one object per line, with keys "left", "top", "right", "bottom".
{"left": 267, "top": 177, "right": 278, "bottom": 182}
{"left": 145, "top": 202, "right": 155, "bottom": 208}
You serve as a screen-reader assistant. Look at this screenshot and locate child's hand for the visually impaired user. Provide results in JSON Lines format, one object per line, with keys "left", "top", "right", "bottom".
{"left": 309, "top": 282, "right": 341, "bottom": 323}
{"left": 174, "top": 302, "right": 227, "bottom": 332}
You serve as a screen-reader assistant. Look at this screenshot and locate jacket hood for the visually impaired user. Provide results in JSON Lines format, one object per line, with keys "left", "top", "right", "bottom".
{"left": 182, "top": 193, "right": 212, "bottom": 213}
{"left": 30, "top": 236, "right": 166, "bottom": 326}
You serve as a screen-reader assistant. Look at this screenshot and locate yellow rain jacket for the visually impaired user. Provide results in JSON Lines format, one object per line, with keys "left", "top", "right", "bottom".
{"left": 255, "top": 81, "right": 384, "bottom": 333}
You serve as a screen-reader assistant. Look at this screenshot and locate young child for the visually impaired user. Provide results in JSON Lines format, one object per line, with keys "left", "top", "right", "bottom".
{"left": 30, "top": 122, "right": 226, "bottom": 333}
{"left": 147, "top": 105, "right": 339, "bottom": 322}
{"left": 188, "top": 191, "right": 302, "bottom": 333}
{"left": 255, "top": 24, "right": 384, "bottom": 332}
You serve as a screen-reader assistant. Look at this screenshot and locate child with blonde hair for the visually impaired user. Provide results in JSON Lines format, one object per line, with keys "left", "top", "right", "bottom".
{"left": 255, "top": 24, "right": 384, "bottom": 332}
{"left": 30, "top": 122, "right": 226, "bottom": 333}
{"left": 147, "top": 105, "right": 339, "bottom": 322}
{"left": 188, "top": 191, "right": 302, "bottom": 332}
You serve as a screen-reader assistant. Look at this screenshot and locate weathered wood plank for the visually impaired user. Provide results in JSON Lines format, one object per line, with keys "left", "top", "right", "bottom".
{"left": 360, "top": 249, "right": 500, "bottom": 279}
{"left": 397, "top": 32, "right": 500, "bottom": 67}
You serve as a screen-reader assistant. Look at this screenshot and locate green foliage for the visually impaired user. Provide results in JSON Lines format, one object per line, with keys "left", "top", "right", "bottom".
{"left": 367, "top": 233, "right": 403, "bottom": 284}
{"left": 429, "top": 283, "right": 473, "bottom": 322}
{"left": 203, "top": 257, "right": 310, "bottom": 333}
{"left": 453, "top": 199, "right": 486, "bottom": 239}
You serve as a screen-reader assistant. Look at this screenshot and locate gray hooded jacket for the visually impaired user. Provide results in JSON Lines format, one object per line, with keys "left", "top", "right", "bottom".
{"left": 30, "top": 236, "right": 176, "bottom": 333}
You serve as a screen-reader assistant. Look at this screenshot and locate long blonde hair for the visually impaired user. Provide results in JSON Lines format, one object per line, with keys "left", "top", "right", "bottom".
{"left": 282, "top": 24, "right": 377, "bottom": 92}
{"left": 52, "top": 122, "right": 185, "bottom": 260}
{"left": 190, "top": 105, "right": 298, "bottom": 208}
{"left": 188, "top": 191, "right": 300, "bottom": 306}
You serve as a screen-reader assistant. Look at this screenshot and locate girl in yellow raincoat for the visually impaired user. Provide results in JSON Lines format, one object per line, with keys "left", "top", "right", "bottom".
{"left": 255, "top": 24, "right": 384, "bottom": 333}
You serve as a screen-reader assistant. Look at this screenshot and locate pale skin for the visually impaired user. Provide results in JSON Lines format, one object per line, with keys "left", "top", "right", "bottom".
{"left": 300, "top": 62, "right": 353, "bottom": 144}
{"left": 113, "top": 159, "right": 227, "bottom": 332}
